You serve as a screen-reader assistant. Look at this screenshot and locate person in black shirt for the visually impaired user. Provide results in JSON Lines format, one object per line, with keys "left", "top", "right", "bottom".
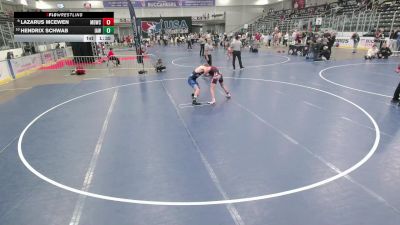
{"left": 391, "top": 65, "right": 400, "bottom": 104}
{"left": 351, "top": 33, "right": 360, "bottom": 53}
{"left": 374, "top": 29, "right": 384, "bottom": 48}
{"left": 320, "top": 45, "right": 331, "bottom": 60}
{"left": 378, "top": 43, "right": 392, "bottom": 59}
{"left": 391, "top": 28, "right": 400, "bottom": 56}
{"left": 327, "top": 33, "right": 336, "bottom": 52}
{"left": 155, "top": 58, "right": 166, "bottom": 72}
{"left": 6, "top": 51, "right": 14, "bottom": 60}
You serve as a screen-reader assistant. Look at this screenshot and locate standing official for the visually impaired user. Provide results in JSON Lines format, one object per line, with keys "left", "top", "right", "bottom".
{"left": 231, "top": 36, "right": 244, "bottom": 70}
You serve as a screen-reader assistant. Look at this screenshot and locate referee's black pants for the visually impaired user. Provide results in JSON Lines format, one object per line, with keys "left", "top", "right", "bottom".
{"left": 393, "top": 81, "right": 400, "bottom": 101}
{"left": 205, "top": 54, "right": 212, "bottom": 66}
{"left": 109, "top": 56, "right": 120, "bottom": 65}
{"left": 232, "top": 51, "right": 243, "bottom": 69}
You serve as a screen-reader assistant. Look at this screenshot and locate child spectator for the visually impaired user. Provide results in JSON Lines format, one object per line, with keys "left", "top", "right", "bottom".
{"left": 226, "top": 43, "right": 233, "bottom": 59}
{"left": 351, "top": 32, "right": 360, "bottom": 53}
{"left": 107, "top": 48, "right": 120, "bottom": 66}
{"left": 365, "top": 44, "right": 379, "bottom": 60}
{"left": 320, "top": 46, "right": 331, "bottom": 60}
{"left": 378, "top": 43, "right": 392, "bottom": 59}
{"left": 155, "top": 58, "right": 166, "bottom": 72}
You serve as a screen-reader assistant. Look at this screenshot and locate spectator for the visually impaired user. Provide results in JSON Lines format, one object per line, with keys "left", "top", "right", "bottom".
{"left": 292, "top": 30, "right": 298, "bottom": 44}
{"left": 255, "top": 32, "right": 261, "bottom": 42}
{"left": 365, "top": 44, "right": 379, "bottom": 60}
{"left": 327, "top": 32, "right": 336, "bottom": 52}
{"left": 213, "top": 33, "right": 219, "bottom": 47}
{"left": 374, "top": 28, "right": 384, "bottom": 48}
{"left": 250, "top": 40, "right": 260, "bottom": 53}
{"left": 107, "top": 48, "right": 120, "bottom": 66}
{"left": 199, "top": 35, "right": 205, "bottom": 56}
{"left": 187, "top": 34, "right": 192, "bottom": 49}
{"left": 283, "top": 32, "right": 289, "bottom": 47}
{"left": 6, "top": 51, "right": 14, "bottom": 60}
{"left": 226, "top": 44, "right": 233, "bottom": 59}
{"left": 389, "top": 29, "right": 398, "bottom": 55}
{"left": 23, "top": 44, "right": 31, "bottom": 56}
{"left": 320, "top": 45, "right": 331, "bottom": 60}
{"left": 204, "top": 39, "right": 214, "bottom": 65}
{"left": 155, "top": 58, "right": 166, "bottom": 72}
{"left": 391, "top": 64, "right": 400, "bottom": 103}
{"left": 396, "top": 28, "right": 400, "bottom": 55}
{"left": 378, "top": 43, "right": 392, "bottom": 59}
{"left": 351, "top": 32, "right": 360, "bottom": 53}
{"left": 191, "top": 33, "right": 195, "bottom": 45}
{"left": 157, "top": 34, "right": 161, "bottom": 45}
{"left": 31, "top": 44, "right": 36, "bottom": 54}
{"left": 268, "top": 33, "right": 273, "bottom": 47}
{"left": 163, "top": 34, "right": 168, "bottom": 46}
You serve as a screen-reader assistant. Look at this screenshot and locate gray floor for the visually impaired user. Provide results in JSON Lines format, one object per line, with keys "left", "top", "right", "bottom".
{"left": 0, "top": 45, "right": 399, "bottom": 225}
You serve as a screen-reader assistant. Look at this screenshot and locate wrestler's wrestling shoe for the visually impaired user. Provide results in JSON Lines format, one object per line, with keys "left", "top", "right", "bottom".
{"left": 192, "top": 99, "right": 201, "bottom": 105}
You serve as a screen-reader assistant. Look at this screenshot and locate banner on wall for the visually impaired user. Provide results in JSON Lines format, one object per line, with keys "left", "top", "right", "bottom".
{"left": 293, "top": 0, "right": 305, "bottom": 9}
{"left": 335, "top": 37, "right": 389, "bottom": 49}
{"left": 54, "top": 49, "right": 67, "bottom": 60}
{"left": 103, "top": 0, "right": 215, "bottom": 8}
{"left": 41, "top": 51, "right": 55, "bottom": 64}
{"left": 139, "top": 17, "right": 192, "bottom": 37}
{"left": 267, "top": 5, "right": 325, "bottom": 17}
{"left": 10, "top": 54, "right": 42, "bottom": 77}
{"left": 127, "top": 0, "right": 143, "bottom": 64}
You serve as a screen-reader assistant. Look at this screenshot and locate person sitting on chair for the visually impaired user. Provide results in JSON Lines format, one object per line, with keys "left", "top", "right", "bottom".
{"left": 107, "top": 48, "right": 120, "bottom": 66}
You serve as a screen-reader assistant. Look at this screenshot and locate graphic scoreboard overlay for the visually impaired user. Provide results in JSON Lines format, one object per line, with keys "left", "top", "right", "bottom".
{"left": 14, "top": 12, "right": 115, "bottom": 42}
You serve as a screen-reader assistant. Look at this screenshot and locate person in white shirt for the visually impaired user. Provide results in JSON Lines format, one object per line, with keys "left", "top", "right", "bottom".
{"left": 365, "top": 44, "right": 379, "bottom": 59}
{"left": 231, "top": 36, "right": 244, "bottom": 70}
{"left": 262, "top": 33, "right": 269, "bottom": 46}
{"left": 163, "top": 34, "right": 168, "bottom": 46}
{"left": 292, "top": 30, "right": 298, "bottom": 44}
{"left": 187, "top": 34, "right": 192, "bottom": 49}
{"left": 283, "top": 32, "right": 289, "bottom": 47}
{"left": 199, "top": 36, "right": 206, "bottom": 56}
{"left": 204, "top": 39, "right": 214, "bottom": 65}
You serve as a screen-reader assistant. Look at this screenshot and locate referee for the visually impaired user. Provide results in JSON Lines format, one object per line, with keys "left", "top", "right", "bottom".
{"left": 231, "top": 35, "right": 244, "bottom": 70}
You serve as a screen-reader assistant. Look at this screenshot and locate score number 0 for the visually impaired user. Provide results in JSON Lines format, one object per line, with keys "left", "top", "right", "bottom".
{"left": 103, "top": 18, "right": 114, "bottom": 26}
{"left": 103, "top": 18, "right": 114, "bottom": 34}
